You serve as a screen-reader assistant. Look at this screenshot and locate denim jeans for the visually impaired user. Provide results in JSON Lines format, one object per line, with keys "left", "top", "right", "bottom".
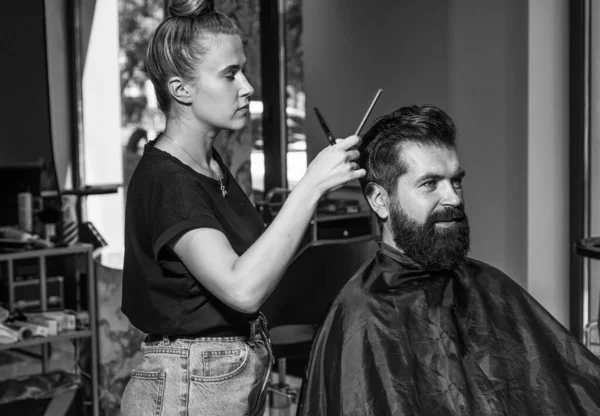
{"left": 121, "top": 314, "right": 273, "bottom": 416}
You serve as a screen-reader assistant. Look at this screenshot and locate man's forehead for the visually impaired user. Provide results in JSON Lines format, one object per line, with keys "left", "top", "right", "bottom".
{"left": 399, "top": 143, "right": 462, "bottom": 177}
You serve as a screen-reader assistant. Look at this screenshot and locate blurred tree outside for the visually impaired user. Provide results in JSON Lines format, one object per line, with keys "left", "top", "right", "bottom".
{"left": 119, "top": 0, "right": 165, "bottom": 192}
{"left": 286, "top": 0, "right": 303, "bottom": 101}
{"left": 119, "top": 0, "right": 164, "bottom": 128}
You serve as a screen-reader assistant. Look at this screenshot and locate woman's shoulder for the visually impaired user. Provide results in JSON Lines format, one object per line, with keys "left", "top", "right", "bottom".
{"left": 136, "top": 145, "right": 197, "bottom": 181}
{"left": 128, "top": 152, "right": 200, "bottom": 204}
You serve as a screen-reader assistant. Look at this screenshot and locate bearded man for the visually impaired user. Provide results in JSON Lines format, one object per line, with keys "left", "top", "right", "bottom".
{"left": 296, "top": 105, "right": 600, "bottom": 416}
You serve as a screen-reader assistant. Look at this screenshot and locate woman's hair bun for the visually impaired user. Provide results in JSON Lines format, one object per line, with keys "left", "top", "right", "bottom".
{"left": 169, "top": 0, "right": 215, "bottom": 19}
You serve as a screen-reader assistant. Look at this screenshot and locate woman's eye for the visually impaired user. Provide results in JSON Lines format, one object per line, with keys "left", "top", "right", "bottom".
{"left": 225, "top": 73, "right": 235, "bottom": 80}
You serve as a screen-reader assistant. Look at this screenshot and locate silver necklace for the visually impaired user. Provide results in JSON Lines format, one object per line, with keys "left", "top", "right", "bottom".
{"left": 163, "top": 135, "right": 228, "bottom": 197}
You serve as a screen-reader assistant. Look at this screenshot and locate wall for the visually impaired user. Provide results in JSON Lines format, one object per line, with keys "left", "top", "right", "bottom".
{"left": 527, "top": 0, "right": 570, "bottom": 325}
{"left": 45, "top": 0, "right": 73, "bottom": 189}
{"left": 303, "top": 0, "right": 450, "bottom": 161}
{"left": 448, "top": 0, "right": 529, "bottom": 286}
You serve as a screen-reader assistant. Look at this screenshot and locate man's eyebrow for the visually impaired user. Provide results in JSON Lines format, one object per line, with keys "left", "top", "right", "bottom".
{"left": 415, "top": 167, "right": 466, "bottom": 183}
{"left": 415, "top": 173, "right": 443, "bottom": 183}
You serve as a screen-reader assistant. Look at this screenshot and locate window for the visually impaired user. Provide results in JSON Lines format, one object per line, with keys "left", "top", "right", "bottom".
{"left": 284, "top": 0, "right": 307, "bottom": 190}
{"left": 250, "top": 0, "right": 306, "bottom": 197}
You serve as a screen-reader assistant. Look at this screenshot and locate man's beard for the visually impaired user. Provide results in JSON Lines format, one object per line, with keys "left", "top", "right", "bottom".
{"left": 389, "top": 201, "right": 470, "bottom": 272}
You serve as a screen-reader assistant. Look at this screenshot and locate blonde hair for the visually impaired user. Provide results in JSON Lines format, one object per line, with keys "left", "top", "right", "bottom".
{"left": 146, "top": 0, "right": 241, "bottom": 113}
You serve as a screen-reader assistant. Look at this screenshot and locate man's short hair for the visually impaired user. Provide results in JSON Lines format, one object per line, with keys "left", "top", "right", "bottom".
{"left": 358, "top": 104, "right": 457, "bottom": 196}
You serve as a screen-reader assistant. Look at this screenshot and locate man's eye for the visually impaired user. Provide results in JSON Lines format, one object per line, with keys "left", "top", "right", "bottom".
{"left": 452, "top": 178, "right": 463, "bottom": 189}
{"left": 422, "top": 180, "right": 436, "bottom": 188}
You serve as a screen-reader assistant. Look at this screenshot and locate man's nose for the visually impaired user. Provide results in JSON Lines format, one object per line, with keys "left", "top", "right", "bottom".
{"left": 441, "top": 182, "right": 463, "bottom": 207}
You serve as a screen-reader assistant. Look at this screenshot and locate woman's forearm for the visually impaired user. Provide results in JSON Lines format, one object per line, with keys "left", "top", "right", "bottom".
{"left": 230, "top": 181, "right": 321, "bottom": 310}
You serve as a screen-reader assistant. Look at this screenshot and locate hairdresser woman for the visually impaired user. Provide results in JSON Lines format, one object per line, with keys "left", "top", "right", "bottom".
{"left": 119, "top": 0, "right": 364, "bottom": 415}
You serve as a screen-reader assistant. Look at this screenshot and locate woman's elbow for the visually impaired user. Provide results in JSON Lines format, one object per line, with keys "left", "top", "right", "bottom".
{"left": 227, "top": 291, "right": 263, "bottom": 314}
{"left": 236, "top": 302, "right": 261, "bottom": 315}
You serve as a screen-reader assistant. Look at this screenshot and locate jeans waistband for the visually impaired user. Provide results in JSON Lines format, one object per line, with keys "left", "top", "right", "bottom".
{"left": 147, "top": 313, "right": 269, "bottom": 343}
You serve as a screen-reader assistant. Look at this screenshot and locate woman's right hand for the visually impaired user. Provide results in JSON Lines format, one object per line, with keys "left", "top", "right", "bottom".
{"left": 298, "top": 134, "right": 366, "bottom": 196}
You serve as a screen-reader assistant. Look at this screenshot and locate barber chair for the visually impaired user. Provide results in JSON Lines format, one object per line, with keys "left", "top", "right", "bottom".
{"left": 262, "top": 235, "right": 378, "bottom": 415}
{"left": 575, "top": 237, "right": 600, "bottom": 356}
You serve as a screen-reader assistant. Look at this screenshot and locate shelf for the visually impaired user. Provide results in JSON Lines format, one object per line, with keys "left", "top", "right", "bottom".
{"left": 574, "top": 237, "right": 600, "bottom": 260}
{"left": 313, "top": 212, "right": 372, "bottom": 222}
{"left": 0, "top": 329, "right": 92, "bottom": 351}
{"left": 0, "top": 243, "right": 99, "bottom": 415}
{"left": 13, "top": 276, "right": 63, "bottom": 287}
{"left": 62, "top": 184, "right": 121, "bottom": 196}
{"left": 0, "top": 244, "right": 93, "bottom": 261}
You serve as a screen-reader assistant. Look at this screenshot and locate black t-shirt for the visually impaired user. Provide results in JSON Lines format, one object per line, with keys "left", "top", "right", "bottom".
{"left": 121, "top": 143, "right": 266, "bottom": 336}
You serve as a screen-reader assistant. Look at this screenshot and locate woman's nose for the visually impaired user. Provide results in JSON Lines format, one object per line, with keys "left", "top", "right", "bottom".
{"left": 239, "top": 75, "right": 254, "bottom": 98}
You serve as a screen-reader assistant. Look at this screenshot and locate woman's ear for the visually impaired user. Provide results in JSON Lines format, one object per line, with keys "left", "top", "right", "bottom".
{"left": 365, "top": 183, "right": 390, "bottom": 221}
{"left": 167, "top": 77, "right": 193, "bottom": 105}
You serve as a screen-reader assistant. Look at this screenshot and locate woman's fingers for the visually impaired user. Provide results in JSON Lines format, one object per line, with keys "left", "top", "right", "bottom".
{"left": 303, "top": 134, "right": 366, "bottom": 193}
{"left": 335, "top": 135, "right": 361, "bottom": 150}
{"left": 350, "top": 167, "right": 366, "bottom": 180}
{"left": 345, "top": 149, "right": 360, "bottom": 161}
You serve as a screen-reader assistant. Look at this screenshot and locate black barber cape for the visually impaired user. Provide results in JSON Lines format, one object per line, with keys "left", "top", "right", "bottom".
{"left": 297, "top": 243, "right": 600, "bottom": 416}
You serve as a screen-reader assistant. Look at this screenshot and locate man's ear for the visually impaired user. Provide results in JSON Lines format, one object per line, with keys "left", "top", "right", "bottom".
{"left": 167, "top": 77, "right": 193, "bottom": 105}
{"left": 365, "top": 183, "right": 390, "bottom": 221}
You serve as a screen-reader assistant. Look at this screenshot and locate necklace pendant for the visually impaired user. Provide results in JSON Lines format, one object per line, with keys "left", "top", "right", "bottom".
{"left": 220, "top": 184, "right": 228, "bottom": 197}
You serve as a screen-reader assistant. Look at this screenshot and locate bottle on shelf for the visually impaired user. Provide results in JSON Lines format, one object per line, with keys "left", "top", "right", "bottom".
{"left": 17, "top": 184, "right": 33, "bottom": 232}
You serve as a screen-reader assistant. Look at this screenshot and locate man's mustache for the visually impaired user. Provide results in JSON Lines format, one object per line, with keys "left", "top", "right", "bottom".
{"left": 428, "top": 207, "right": 467, "bottom": 223}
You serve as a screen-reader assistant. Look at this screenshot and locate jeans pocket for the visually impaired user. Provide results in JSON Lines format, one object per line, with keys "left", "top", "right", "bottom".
{"left": 191, "top": 343, "right": 249, "bottom": 382}
{"left": 121, "top": 369, "right": 166, "bottom": 416}
{"left": 188, "top": 343, "right": 255, "bottom": 415}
